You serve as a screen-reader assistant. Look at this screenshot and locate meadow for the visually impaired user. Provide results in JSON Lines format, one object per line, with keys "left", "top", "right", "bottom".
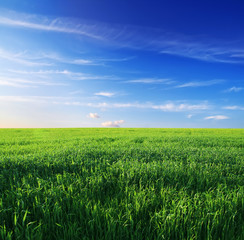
{"left": 0, "top": 128, "right": 243, "bottom": 240}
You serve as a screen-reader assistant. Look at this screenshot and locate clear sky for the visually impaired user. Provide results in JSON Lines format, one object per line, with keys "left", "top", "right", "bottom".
{"left": 0, "top": 0, "right": 243, "bottom": 128}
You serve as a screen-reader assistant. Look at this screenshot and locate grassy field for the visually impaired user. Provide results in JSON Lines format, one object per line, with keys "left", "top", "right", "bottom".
{"left": 0, "top": 128, "right": 243, "bottom": 240}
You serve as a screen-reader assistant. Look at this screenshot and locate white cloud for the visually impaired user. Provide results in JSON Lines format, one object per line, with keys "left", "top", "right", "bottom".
{"left": 114, "top": 120, "right": 125, "bottom": 125}
{"left": 0, "top": 76, "right": 67, "bottom": 88}
{"left": 71, "top": 59, "right": 94, "bottom": 65}
{"left": 2, "top": 10, "right": 244, "bottom": 64}
{"left": 94, "top": 92, "right": 115, "bottom": 97}
{"left": 101, "top": 120, "right": 125, "bottom": 127}
{"left": 225, "top": 86, "right": 243, "bottom": 92}
{"left": 152, "top": 103, "right": 209, "bottom": 111}
{"left": 230, "top": 53, "right": 244, "bottom": 58}
{"left": 0, "top": 48, "right": 52, "bottom": 66}
{"left": 0, "top": 95, "right": 210, "bottom": 113}
{"left": 0, "top": 47, "right": 133, "bottom": 68}
{"left": 0, "top": 96, "right": 48, "bottom": 103}
{"left": 204, "top": 115, "right": 229, "bottom": 120}
{"left": 0, "top": 49, "right": 97, "bottom": 67}
{"left": 223, "top": 105, "right": 244, "bottom": 110}
{"left": 176, "top": 79, "right": 224, "bottom": 88}
{"left": 69, "top": 90, "right": 83, "bottom": 95}
{"left": 88, "top": 113, "right": 100, "bottom": 118}
{"left": 187, "top": 114, "right": 193, "bottom": 119}
{"left": 0, "top": 49, "right": 125, "bottom": 69}
{"left": 0, "top": 13, "right": 101, "bottom": 39}
{"left": 159, "top": 46, "right": 242, "bottom": 64}
{"left": 38, "top": 53, "right": 132, "bottom": 66}
{"left": 0, "top": 79, "right": 30, "bottom": 88}
{"left": 112, "top": 103, "right": 144, "bottom": 108}
{"left": 61, "top": 101, "right": 210, "bottom": 112}
{"left": 125, "top": 78, "right": 173, "bottom": 84}
{"left": 39, "top": 53, "right": 98, "bottom": 66}
{"left": 0, "top": 96, "right": 72, "bottom": 104}
{"left": 8, "top": 69, "right": 115, "bottom": 81}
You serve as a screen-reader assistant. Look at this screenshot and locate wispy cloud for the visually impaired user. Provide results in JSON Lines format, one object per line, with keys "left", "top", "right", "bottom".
{"left": 152, "top": 103, "right": 209, "bottom": 111}
{"left": 159, "top": 45, "right": 244, "bottom": 64}
{"left": 0, "top": 96, "right": 210, "bottom": 112}
{"left": 0, "top": 48, "right": 52, "bottom": 66}
{"left": 69, "top": 90, "right": 83, "bottom": 95}
{"left": 0, "top": 76, "right": 67, "bottom": 88}
{"left": 0, "top": 48, "right": 129, "bottom": 68}
{"left": 40, "top": 53, "right": 134, "bottom": 65}
{"left": 2, "top": 10, "right": 244, "bottom": 64}
{"left": 230, "top": 53, "right": 244, "bottom": 58}
{"left": 225, "top": 86, "right": 244, "bottom": 92}
{"left": 0, "top": 12, "right": 102, "bottom": 39}
{"left": 223, "top": 105, "right": 244, "bottom": 110}
{"left": 187, "top": 114, "right": 193, "bottom": 119}
{"left": 7, "top": 69, "right": 117, "bottom": 82}
{"left": 65, "top": 101, "right": 210, "bottom": 112}
{"left": 0, "top": 49, "right": 98, "bottom": 67}
{"left": 204, "top": 115, "right": 229, "bottom": 120}
{"left": 94, "top": 92, "right": 115, "bottom": 97}
{"left": 39, "top": 52, "right": 97, "bottom": 66}
{"left": 125, "top": 78, "right": 173, "bottom": 84}
{"left": 101, "top": 120, "right": 125, "bottom": 127}
{"left": 95, "top": 56, "right": 135, "bottom": 62}
{"left": 0, "top": 96, "right": 70, "bottom": 103}
{"left": 176, "top": 79, "right": 224, "bottom": 88}
{"left": 88, "top": 113, "right": 100, "bottom": 118}
{"left": 0, "top": 80, "right": 29, "bottom": 88}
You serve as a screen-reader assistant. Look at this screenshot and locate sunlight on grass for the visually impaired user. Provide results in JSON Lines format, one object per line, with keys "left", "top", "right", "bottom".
{"left": 0, "top": 128, "right": 243, "bottom": 239}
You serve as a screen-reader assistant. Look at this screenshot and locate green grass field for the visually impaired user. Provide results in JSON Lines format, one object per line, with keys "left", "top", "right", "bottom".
{"left": 0, "top": 128, "right": 243, "bottom": 239}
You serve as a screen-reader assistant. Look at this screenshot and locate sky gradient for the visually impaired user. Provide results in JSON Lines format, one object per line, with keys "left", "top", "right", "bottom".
{"left": 0, "top": 0, "right": 244, "bottom": 128}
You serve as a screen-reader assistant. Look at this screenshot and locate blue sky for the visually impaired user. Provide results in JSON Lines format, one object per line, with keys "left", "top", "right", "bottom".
{"left": 0, "top": 0, "right": 243, "bottom": 128}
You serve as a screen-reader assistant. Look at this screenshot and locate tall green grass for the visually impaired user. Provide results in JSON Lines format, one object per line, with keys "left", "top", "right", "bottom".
{"left": 0, "top": 128, "right": 243, "bottom": 239}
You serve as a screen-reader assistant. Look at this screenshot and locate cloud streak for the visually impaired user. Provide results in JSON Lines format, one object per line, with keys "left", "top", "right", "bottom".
{"left": 225, "top": 86, "right": 244, "bottom": 92}
{"left": 223, "top": 105, "right": 244, "bottom": 110}
{"left": 1, "top": 10, "right": 244, "bottom": 64}
{"left": 0, "top": 48, "right": 100, "bottom": 67}
{"left": 0, "top": 48, "right": 52, "bottom": 66}
{"left": 0, "top": 48, "right": 130, "bottom": 68}
{"left": 204, "top": 115, "right": 229, "bottom": 120}
{"left": 8, "top": 69, "right": 116, "bottom": 81}
{"left": 94, "top": 92, "right": 115, "bottom": 97}
{"left": 0, "top": 76, "right": 67, "bottom": 88}
{"left": 65, "top": 101, "right": 210, "bottom": 112}
{"left": 0, "top": 14, "right": 102, "bottom": 39}
{"left": 0, "top": 96, "right": 69, "bottom": 103}
{"left": 0, "top": 96, "right": 210, "bottom": 112}
{"left": 39, "top": 53, "right": 98, "bottom": 66}
{"left": 176, "top": 79, "right": 224, "bottom": 88}
{"left": 125, "top": 78, "right": 173, "bottom": 84}
{"left": 152, "top": 103, "right": 209, "bottom": 111}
